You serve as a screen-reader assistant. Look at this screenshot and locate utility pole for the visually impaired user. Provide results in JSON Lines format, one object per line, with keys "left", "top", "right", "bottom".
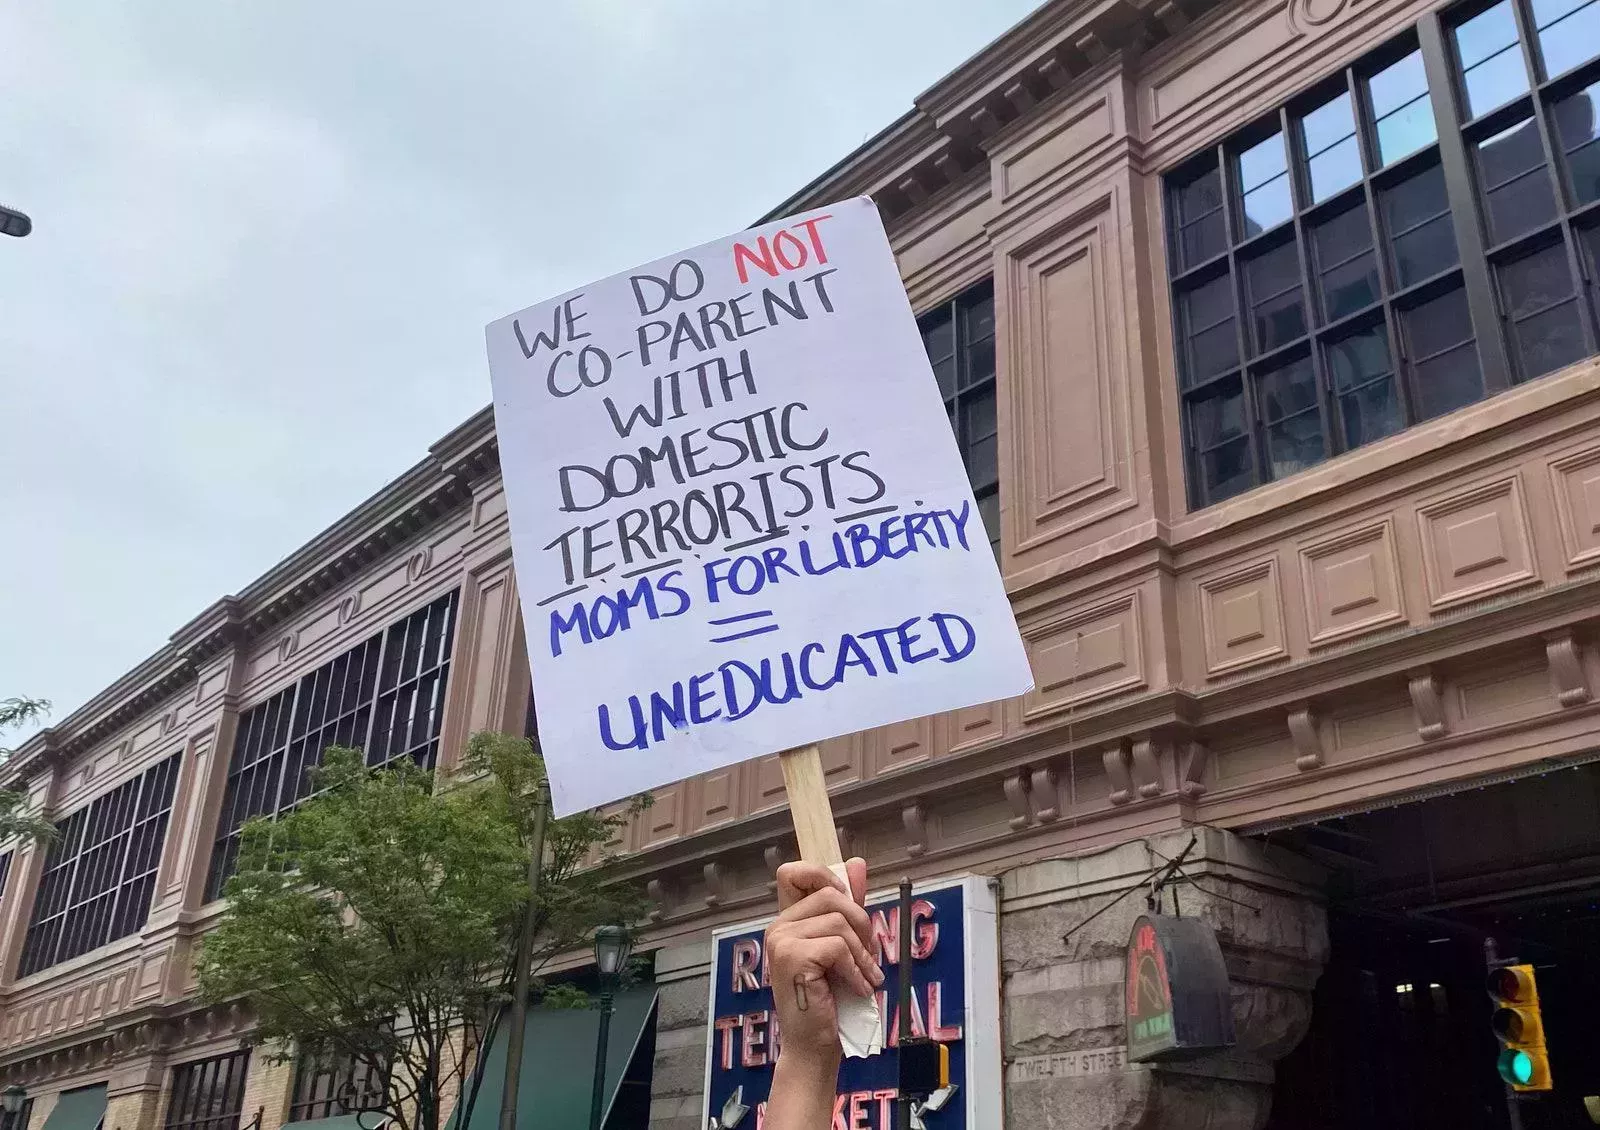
{"left": 498, "top": 778, "right": 552, "bottom": 1130}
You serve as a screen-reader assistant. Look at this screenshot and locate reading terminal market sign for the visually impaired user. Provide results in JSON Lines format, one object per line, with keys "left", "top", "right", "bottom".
{"left": 704, "top": 875, "right": 1000, "bottom": 1129}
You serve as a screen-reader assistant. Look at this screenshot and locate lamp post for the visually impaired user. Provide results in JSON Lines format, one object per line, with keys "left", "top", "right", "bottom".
{"left": 0, "top": 205, "right": 30, "bottom": 239}
{"left": 588, "top": 925, "right": 634, "bottom": 1130}
{"left": 2, "top": 1086, "right": 27, "bottom": 1122}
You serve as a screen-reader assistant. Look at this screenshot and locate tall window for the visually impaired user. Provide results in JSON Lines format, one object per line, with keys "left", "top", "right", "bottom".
{"left": 17, "top": 753, "right": 181, "bottom": 976}
{"left": 287, "top": 1035, "right": 390, "bottom": 1122}
{"left": 1167, "top": 1, "right": 1600, "bottom": 507}
{"left": 919, "top": 281, "right": 1001, "bottom": 550}
{"left": 165, "top": 1051, "right": 250, "bottom": 1130}
{"left": 204, "top": 590, "right": 459, "bottom": 901}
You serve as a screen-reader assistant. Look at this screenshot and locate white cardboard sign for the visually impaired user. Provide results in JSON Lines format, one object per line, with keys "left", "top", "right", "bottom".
{"left": 486, "top": 197, "right": 1033, "bottom": 816}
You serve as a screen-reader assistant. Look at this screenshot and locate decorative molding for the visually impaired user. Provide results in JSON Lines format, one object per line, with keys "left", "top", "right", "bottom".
{"left": 1179, "top": 741, "right": 1210, "bottom": 798}
{"left": 275, "top": 633, "right": 298, "bottom": 664}
{"left": 646, "top": 878, "right": 674, "bottom": 924}
{"left": 1198, "top": 558, "right": 1289, "bottom": 677}
{"left": 1130, "top": 738, "right": 1164, "bottom": 798}
{"left": 407, "top": 545, "right": 435, "bottom": 583}
{"left": 903, "top": 803, "right": 929, "bottom": 858}
{"left": 702, "top": 862, "right": 727, "bottom": 909}
{"left": 1415, "top": 475, "right": 1539, "bottom": 612}
{"left": 1103, "top": 743, "right": 1135, "bottom": 805}
{"left": 1299, "top": 518, "right": 1408, "bottom": 647}
{"left": 1407, "top": 668, "right": 1448, "bottom": 740}
{"left": 337, "top": 592, "right": 362, "bottom": 625}
{"left": 1288, "top": 707, "right": 1324, "bottom": 771}
{"left": 1545, "top": 630, "right": 1592, "bottom": 707}
{"left": 1030, "top": 765, "right": 1062, "bottom": 822}
{"left": 1004, "top": 771, "right": 1033, "bottom": 830}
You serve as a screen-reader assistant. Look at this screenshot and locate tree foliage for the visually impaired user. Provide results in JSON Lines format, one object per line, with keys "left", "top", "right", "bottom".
{"left": 195, "top": 733, "right": 648, "bottom": 1130}
{"left": 0, "top": 697, "right": 56, "bottom": 845}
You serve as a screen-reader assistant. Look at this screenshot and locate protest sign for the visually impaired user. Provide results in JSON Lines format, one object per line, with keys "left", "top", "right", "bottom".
{"left": 486, "top": 197, "right": 1033, "bottom": 818}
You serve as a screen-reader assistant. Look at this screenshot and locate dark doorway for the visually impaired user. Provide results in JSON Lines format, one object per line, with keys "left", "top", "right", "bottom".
{"left": 1262, "top": 763, "right": 1600, "bottom": 1130}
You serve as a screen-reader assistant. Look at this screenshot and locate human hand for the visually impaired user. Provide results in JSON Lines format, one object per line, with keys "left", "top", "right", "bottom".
{"left": 765, "top": 857, "right": 883, "bottom": 1072}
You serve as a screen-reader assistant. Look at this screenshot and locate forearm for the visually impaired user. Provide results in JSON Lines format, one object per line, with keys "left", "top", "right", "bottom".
{"left": 764, "top": 1049, "right": 840, "bottom": 1130}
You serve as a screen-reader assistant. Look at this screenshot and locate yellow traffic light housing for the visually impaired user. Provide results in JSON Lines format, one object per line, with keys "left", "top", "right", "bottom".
{"left": 1486, "top": 964, "right": 1552, "bottom": 1092}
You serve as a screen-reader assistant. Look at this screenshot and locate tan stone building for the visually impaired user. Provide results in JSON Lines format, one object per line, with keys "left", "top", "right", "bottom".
{"left": 5, "top": 0, "right": 1600, "bottom": 1125}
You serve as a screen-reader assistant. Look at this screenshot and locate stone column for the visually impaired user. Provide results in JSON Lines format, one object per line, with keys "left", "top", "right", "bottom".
{"left": 647, "top": 942, "right": 712, "bottom": 1130}
{"left": 1001, "top": 826, "right": 1327, "bottom": 1130}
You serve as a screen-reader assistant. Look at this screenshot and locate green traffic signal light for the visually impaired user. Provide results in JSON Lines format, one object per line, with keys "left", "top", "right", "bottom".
{"left": 1499, "top": 1049, "right": 1535, "bottom": 1087}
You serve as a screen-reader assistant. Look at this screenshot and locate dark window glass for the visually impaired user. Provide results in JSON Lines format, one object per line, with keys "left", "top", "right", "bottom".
{"left": 1189, "top": 378, "right": 1254, "bottom": 503}
{"left": 1368, "top": 51, "right": 1437, "bottom": 163}
{"left": 1301, "top": 91, "right": 1364, "bottom": 202}
{"left": 1454, "top": 2, "right": 1530, "bottom": 118}
{"left": 17, "top": 753, "right": 181, "bottom": 977}
{"left": 1382, "top": 163, "right": 1460, "bottom": 285}
{"left": 1583, "top": 226, "right": 1600, "bottom": 321}
{"left": 1313, "top": 203, "right": 1381, "bottom": 319}
{"left": 1178, "top": 272, "right": 1239, "bottom": 383}
{"left": 204, "top": 590, "right": 460, "bottom": 902}
{"left": 1257, "top": 355, "right": 1326, "bottom": 476}
{"left": 1244, "top": 241, "right": 1308, "bottom": 352}
{"left": 1553, "top": 82, "right": 1600, "bottom": 205}
{"left": 289, "top": 1029, "right": 392, "bottom": 1122}
{"left": 1237, "top": 132, "right": 1294, "bottom": 237}
{"left": 918, "top": 281, "right": 1000, "bottom": 551}
{"left": 1328, "top": 325, "right": 1405, "bottom": 446}
{"left": 1475, "top": 117, "right": 1558, "bottom": 243}
{"left": 1498, "top": 242, "right": 1588, "bottom": 378}
{"left": 167, "top": 1051, "right": 251, "bottom": 1130}
{"left": 1174, "top": 163, "right": 1227, "bottom": 268}
{"left": 1403, "top": 287, "right": 1484, "bottom": 417}
{"left": 1531, "top": 0, "right": 1600, "bottom": 78}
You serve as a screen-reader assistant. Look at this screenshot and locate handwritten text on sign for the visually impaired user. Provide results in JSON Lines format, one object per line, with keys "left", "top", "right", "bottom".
{"left": 487, "top": 198, "right": 1033, "bottom": 816}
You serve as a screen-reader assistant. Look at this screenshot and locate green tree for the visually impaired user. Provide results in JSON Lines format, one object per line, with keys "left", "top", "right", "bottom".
{"left": 0, "top": 696, "right": 57, "bottom": 844}
{"left": 195, "top": 733, "right": 648, "bottom": 1130}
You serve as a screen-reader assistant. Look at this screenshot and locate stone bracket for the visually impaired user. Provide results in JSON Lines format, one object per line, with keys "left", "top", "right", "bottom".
{"left": 1407, "top": 668, "right": 1448, "bottom": 740}
{"left": 1103, "top": 743, "right": 1135, "bottom": 805}
{"left": 1546, "top": 629, "right": 1592, "bottom": 707}
{"left": 1288, "top": 706, "right": 1323, "bottom": 771}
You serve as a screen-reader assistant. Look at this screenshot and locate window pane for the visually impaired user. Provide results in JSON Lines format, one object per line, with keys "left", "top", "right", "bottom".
{"left": 931, "top": 356, "right": 956, "bottom": 398}
{"left": 1238, "top": 132, "right": 1288, "bottom": 190}
{"left": 1327, "top": 323, "right": 1394, "bottom": 392}
{"left": 963, "top": 292, "right": 995, "bottom": 343}
{"left": 1368, "top": 52, "right": 1437, "bottom": 164}
{"left": 963, "top": 335, "right": 996, "bottom": 388}
{"left": 1301, "top": 93, "right": 1363, "bottom": 201}
{"left": 1267, "top": 409, "right": 1326, "bottom": 478}
{"left": 1498, "top": 243, "right": 1587, "bottom": 378}
{"left": 1309, "top": 138, "right": 1364, "bottom": 202}
{"left": 1581, "top": 226, "right": 1600, "bottom": 321}
{"left": 1454, "top": 3, "right": 1529, "bottom": 117}
{"left": 1176, "top": 165, "right": 1228, "bottom": 268}
{"left": 1553, "top": 83, "right": 1600, "bottom": 205}
{"left": 1498, "top": 241, "right": 1575, "bottom": 318}
{"left": 976, "top": 490, "right": 1000, "bottom": 550}
{"left": 1533, "top": 0, "right": 1600, "bottom": 78}
{"left": 1393, "top": 216, "right": 1460, "bottom": 286}
{"left": 1179, "top": 273, "right": 1238, "bottom": 385}
{"left": 1244, "top": 242, "right": 1307, "bottom": 352}
{"left": 1257, "top": 355, "right": 1319, "bottom": 421}
{"left": 1403, "top": 288, "right": 1483, "bottom": 418}
{"left": 1201, "top": 437, "right": 1255, "bottom": 502}
{"left": 1475, "top": 118, "right": 1557, "bottom": 243}
{"left": 1191, "top": 380, "right": 1247, "bottom": 447}
{"left": 1313, "top": 204, "right": 1380, "bottom": 320}
{"left": 920, "top": 311, "right": 953, "bottom": 361}
{"left": 1241, "top": 176, "right": 1294, "bottom": 237}
{"left": 1382, "top": 163, "right": 1459, "bottom": 286}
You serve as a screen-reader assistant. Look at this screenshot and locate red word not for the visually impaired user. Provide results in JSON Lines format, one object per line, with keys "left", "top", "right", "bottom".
{"left": 733, "top": 215, "right": 834, "bottom": 284}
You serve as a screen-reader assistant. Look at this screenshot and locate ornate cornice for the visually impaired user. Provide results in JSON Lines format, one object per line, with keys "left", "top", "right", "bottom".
{"left": 4, "top": 411, "right": 500, "bottom": 787}
{"left": 0, "top": 1002, "right": 257, "bottom": 1080}
{"left": 758, "top": 0, "right": 1218, "bottom": 227}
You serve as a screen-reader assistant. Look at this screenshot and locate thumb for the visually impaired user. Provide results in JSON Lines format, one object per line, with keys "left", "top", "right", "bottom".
{"left": 844, "top": 856, "right": 867, "bottom": 905}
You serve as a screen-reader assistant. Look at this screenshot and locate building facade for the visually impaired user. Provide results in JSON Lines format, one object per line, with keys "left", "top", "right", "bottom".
{"left": 5, "top": 0, "right": 1600, "bottom": 1125}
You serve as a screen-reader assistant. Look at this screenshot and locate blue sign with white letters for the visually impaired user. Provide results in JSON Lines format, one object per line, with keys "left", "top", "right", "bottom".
{"left": 703, "top": 875, "right": 998, "bottom": 1129}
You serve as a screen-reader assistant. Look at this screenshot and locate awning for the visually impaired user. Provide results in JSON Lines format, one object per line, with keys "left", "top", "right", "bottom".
{"left": 39, "top": 1085, "right": 106, "bottom": 1130}
{"left": 457, "top": 989, "right": 657, "bottom": 1130}
{"left": 278, "top": 1116, "right": 367, "bottom": 1130}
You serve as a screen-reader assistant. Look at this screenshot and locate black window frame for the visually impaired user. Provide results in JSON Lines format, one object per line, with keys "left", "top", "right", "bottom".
{"left": 165, "top": 1050, "right": 251, "bottom": 1130}
{"left": 1165, "top": 0, "right": 1600, "bottom": 508}
{"left": 204, "top": 590, "right": 460, "bottom": 902}
{"left": 917, "top": 280, "right": 1002, "bottom": 552}
{"left": 17, "top": 753, "right": 182, "bottom": 977}
{"left": 287, "top": 1029, "right": 392, "bottom": 1123}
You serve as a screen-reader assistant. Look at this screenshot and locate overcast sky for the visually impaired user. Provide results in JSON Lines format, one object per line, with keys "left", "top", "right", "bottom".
{"left": 0, "top": 1, "right": 1039, "bottom": 735}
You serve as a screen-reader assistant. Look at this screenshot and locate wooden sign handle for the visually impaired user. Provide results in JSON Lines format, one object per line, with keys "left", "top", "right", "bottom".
{"left": 778, "top": 744, "right": 843, "bottom": 866}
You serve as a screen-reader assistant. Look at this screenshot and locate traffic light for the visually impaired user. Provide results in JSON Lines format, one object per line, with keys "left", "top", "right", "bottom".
{"left": 1486, "top": 964, "right": 1552, "bottom": 1092}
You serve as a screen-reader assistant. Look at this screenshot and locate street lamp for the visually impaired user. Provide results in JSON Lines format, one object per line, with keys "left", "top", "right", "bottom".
{"left": 2, "top": 1086, "right": 26, "bottom": 1118}
{"left": 0, "top": 205, "right": 30, "bottom": 239}
{"left": 588, "top": 925, "right": 634, "bottom": 1130}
